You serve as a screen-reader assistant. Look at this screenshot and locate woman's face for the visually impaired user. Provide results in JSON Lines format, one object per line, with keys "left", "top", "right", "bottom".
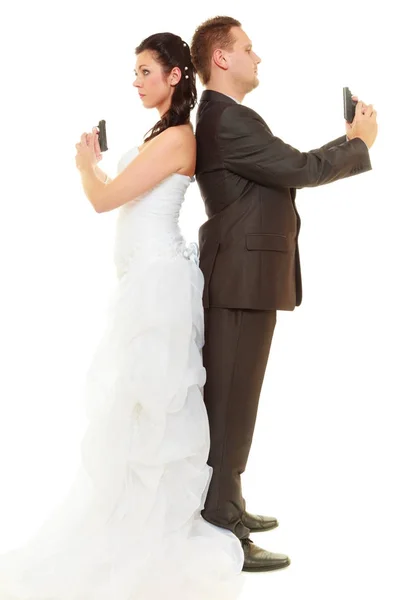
{"left": 133, "top": 50, "right": 180, "bottom": 110}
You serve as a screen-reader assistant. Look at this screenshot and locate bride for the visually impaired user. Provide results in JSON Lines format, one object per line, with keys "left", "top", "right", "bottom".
{"left": 0, "top": 32, "right": 244, "bottom": 600}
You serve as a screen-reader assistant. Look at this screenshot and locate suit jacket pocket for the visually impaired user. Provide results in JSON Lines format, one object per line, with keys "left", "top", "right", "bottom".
{"left": 246, "top": 233, "right": 289, "bottom": 252}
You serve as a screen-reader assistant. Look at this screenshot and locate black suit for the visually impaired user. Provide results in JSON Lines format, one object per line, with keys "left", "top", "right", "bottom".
{"left": 195, "top": 89, "right": 371, "bottom": 539}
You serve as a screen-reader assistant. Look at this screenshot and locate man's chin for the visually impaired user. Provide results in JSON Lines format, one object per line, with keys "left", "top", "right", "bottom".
{"left": 246, "top": 78, "right": 259, "bottom": 94}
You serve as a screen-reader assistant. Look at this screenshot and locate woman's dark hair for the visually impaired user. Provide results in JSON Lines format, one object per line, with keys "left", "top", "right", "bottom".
{"left": 135, "top": 32, "right": 197, "bottom": 143}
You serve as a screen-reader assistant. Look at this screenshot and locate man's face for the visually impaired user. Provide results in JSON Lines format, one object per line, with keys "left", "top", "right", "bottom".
{"left": 226, "top": 27, "right": 261, "bottom": 93}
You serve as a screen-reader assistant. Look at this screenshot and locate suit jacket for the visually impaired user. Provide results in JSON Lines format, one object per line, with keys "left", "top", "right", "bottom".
{"left": 195, "top": 89, "right": 372, "bottom": 311}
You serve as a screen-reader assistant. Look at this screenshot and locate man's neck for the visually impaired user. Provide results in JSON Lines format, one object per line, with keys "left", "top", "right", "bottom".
{"left": 205, "top": 86, "right": 243, "bottom": 104}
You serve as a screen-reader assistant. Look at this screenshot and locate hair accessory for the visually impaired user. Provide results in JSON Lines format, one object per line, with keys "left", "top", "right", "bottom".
{"left": 185, "top": 75, "right": 189, "bottom": 79}
{"left": 184, "top": 66, "right": 188, "bottom": 70}
{"left": 183, "top": 42, "right": 187, "bottom": 47}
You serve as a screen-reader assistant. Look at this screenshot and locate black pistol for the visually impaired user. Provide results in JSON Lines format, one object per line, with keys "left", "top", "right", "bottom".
{"left": 97, "top": 119, "right": 108, "bottom": 152}
{"left": 343, "top": 87, "right": 357, "bottom": 123}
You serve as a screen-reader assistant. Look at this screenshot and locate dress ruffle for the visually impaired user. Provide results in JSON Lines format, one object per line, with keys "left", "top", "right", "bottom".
{"left": 0, "top": 252, "right": 244, "bottom": 600}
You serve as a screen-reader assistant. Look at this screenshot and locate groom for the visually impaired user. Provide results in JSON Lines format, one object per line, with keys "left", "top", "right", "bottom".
{"left": 190, "top": 16, "right": 377, "bottom": 571}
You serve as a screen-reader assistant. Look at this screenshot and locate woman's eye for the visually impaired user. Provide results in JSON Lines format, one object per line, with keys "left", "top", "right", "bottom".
{"left": 143, "top": 70, "right": 150, "bottom": 75}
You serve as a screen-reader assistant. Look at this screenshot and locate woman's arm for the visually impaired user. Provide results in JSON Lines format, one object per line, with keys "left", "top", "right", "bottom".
{"left": 94, "top": 165, "right": 112, "bottom": 184}
{"left": 92, "top": 127, "right": 193, "bottom": 213}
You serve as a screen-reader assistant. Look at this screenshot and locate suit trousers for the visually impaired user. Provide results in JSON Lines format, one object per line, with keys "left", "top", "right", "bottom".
{"left": 200, "top": 307, "right": 277, "bottom": 540}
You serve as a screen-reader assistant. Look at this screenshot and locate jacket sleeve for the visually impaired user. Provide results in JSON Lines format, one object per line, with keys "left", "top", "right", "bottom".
{"left": 219, "top": 105, "right": 372, "bottom": 189}
{"left": 309, "top": 135, "right": 347, "bottom": 152}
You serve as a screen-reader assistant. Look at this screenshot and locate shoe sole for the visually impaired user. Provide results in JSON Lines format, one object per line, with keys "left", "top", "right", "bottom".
{"left": 242, "top": 559, "right": 291, "bottom": 572}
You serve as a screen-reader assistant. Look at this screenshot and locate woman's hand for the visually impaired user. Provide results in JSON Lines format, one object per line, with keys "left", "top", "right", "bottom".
{"left": 75, "top": 127, "right": 102, "bottom": 172}
{"left": 92, "top": 127, "right": 103, "bottom": 163}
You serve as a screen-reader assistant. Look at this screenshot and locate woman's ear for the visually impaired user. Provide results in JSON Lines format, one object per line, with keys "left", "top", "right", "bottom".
{"left": 169, "top": 66, "right": 182, "bottom": 87}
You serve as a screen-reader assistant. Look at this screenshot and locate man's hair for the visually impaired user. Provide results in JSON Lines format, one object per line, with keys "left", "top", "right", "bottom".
{"left": 190, "top": 16, "right": 241, "bottom": 85}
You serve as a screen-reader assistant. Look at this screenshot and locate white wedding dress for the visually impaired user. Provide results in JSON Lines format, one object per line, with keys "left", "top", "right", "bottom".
{"left": 0, "top": 146, "right": 245, "bottom": 600}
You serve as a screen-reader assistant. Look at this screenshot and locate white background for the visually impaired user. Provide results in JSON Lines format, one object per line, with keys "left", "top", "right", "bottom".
{"left": 0, "top": 1, "right": 399, "bottom": 598}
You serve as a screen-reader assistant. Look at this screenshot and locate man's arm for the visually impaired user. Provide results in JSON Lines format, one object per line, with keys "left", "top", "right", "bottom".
{"left": 219, "top": 105, "right": 371, "bottom": 189}
{"left": 309, "top": 135, "right": 369, "bottom": 153}
{"left": 309, "top": 135, "right": 347, "bottom": 153}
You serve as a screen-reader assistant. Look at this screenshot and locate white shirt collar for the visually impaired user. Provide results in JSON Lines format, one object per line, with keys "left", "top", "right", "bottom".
{"left": 225, "top": 94, "right": 240, "bottom": 104}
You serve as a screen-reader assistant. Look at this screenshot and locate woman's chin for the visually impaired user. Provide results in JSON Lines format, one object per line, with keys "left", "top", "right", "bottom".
{"left": 141, "top": 98, "right": 156, "bottom": 109}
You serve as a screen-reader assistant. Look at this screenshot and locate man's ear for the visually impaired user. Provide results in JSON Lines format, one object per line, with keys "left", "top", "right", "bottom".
{"left": 212, "top": 49, "right": 228, "bottom": 71}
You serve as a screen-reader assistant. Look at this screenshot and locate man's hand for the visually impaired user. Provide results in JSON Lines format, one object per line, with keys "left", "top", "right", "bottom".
{"left": 346, "top": 97, "right": 378, "bottom": 150}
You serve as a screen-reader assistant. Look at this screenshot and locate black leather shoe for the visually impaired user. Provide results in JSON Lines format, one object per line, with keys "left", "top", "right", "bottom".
{"left": 241, "top": 538, "right": 290, "bottom": 572}
{"left": 242, "top": 511, "right": 278, "bottom": 533}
